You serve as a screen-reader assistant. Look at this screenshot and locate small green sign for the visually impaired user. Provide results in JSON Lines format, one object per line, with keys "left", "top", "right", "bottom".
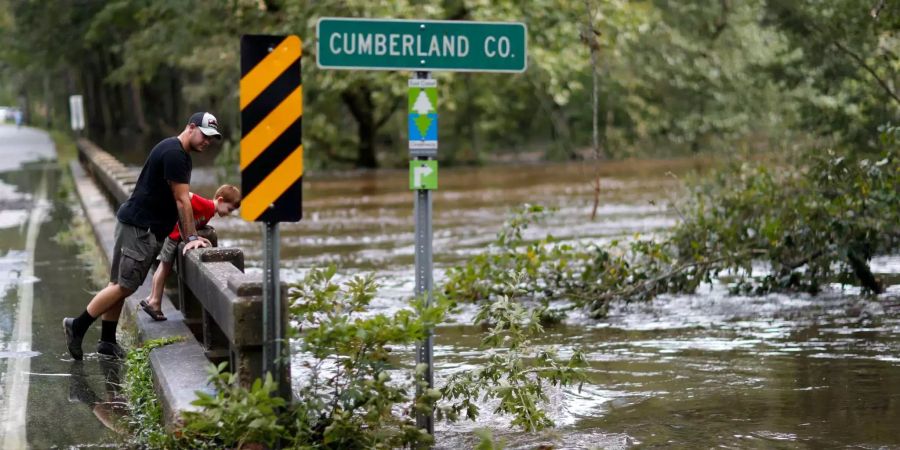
{"left": 410, "top": 160, "right": 438, "bottom": 190}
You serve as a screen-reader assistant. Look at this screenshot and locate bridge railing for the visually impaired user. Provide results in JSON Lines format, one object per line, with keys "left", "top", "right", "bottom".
{"left": 76, "top": 138, "right": 137, "bottom": 204}
{"left": 175, "top": 246, "right": 288, "bottom": 385}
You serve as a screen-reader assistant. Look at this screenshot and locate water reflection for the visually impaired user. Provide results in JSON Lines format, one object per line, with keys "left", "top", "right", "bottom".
{"left": 67, "top": 360, "right": 127, "bottom": 433}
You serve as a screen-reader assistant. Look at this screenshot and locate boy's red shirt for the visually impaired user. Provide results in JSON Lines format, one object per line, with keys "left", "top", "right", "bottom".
{"left": 169, "top": 194, "right": 216, "bottom": 240}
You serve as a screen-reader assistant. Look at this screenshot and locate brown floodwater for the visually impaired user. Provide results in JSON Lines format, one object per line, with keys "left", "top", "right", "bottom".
{"left": 192, "top": 156, "right": 899, "bottom": 449}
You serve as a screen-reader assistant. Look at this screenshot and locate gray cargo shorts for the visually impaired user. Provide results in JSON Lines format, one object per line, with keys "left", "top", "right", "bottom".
{"left": 109, "top": 221, "right": 162, "bottom": 292}
{"left": 156, "top": 236, "right": 180, "bottom": 265}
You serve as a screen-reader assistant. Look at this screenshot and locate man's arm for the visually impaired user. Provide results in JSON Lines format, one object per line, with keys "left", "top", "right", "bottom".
{"left": 171, "top": 181, "right": 207, "bottom": 253}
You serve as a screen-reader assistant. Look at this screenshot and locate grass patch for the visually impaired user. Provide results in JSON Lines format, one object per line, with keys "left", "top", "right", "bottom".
{"left": 119, "top": 336, "right": 184, "bottom": 448}
{"left": 48, "top": 129, "right": 78, "bottom": 164}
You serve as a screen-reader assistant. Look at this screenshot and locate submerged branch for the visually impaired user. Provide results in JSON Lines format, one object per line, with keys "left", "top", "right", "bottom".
{"left": 783, "top": 249, "right": 825, "bottom": 272}
{"left": 576, "top": 257, "right": 719, "bottom": 312}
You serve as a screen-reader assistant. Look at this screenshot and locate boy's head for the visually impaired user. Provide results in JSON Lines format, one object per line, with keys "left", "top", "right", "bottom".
{"left": 213, "top": 184, "right": 241, "bottom": 217}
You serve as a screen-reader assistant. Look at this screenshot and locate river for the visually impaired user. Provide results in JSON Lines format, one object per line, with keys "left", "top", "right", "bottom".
{"left": 185, "top": 157, "right": 899, "bottom": 449}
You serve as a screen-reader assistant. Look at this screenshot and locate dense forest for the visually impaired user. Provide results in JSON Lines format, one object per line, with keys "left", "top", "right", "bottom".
{"left": 0, "top": 0, "right": 897, "bottom": 168}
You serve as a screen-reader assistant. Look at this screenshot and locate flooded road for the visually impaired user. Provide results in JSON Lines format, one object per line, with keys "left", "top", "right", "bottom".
{"left": 187, "top": 155, "right": 900, "bottom": 449}
{"left": 0, "top": 125, "right": 118, "bottom": 448}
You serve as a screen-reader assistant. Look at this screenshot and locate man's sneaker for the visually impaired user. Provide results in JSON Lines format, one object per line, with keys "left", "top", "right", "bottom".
{"left": 63, "top": 317, "right": 84, "bottom": 360}
{"left": 97, "top": 341, "right": 126, "bottom": 360}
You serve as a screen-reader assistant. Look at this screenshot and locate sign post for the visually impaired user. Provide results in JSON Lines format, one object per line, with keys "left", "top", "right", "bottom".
{"left": 240, "top": 34, "right": 303, "bottom": 403}
{"left": 409, "top": 72, "right": 438, "bottom": 433}
{"left": 316, "top": 17, "right": 526, "bottom": 438}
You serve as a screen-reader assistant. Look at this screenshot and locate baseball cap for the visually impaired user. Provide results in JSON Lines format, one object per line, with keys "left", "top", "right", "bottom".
{"left": 188, "top": 112, "right": 221, "bottom": 139}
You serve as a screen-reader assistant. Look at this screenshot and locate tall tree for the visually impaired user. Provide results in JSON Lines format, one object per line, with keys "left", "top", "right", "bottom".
{"left": 762, "top": 0, "right": 900, "bottom": 147}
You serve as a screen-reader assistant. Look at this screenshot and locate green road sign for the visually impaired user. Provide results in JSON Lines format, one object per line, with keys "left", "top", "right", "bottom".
{"left": 410, "top": 160, "right": 438, "bottom": 190}
{"left": 317, "top": 17, "right": 527, "bottom": 73}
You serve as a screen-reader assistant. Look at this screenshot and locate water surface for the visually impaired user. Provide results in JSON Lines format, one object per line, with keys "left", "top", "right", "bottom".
{"left": 0, "top": 125, "right": 120, "bottom": 448}
{"left": 168, "top": 150, "right": 900, "bottom": 448}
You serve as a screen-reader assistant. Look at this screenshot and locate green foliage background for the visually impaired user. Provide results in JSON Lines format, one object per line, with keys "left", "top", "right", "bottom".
{"left": 1, "top": 0, "right": 896, "bottom": 167}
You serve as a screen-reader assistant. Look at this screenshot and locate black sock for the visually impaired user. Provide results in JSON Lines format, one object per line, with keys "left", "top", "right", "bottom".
{"left": 100, "top": 320, "right": 117, "bottom": 343}
{"left": 72, "top": 310, "right": 96, "bottom": 337}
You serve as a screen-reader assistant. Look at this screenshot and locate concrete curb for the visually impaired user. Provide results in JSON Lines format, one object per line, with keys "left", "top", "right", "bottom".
{"left": 68, "top": 146, "right": 212, "bottom": 429}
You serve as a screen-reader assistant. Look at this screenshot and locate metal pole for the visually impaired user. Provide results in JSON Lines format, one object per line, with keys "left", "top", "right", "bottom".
{"left": 262, "top": 221, "right": 286, "bottom": 397}
{"left": 413, "top": 70, "right": 435, "bottom": 436}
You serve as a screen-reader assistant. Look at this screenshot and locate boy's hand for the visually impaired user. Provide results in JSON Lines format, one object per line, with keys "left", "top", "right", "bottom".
{"left": 183, "top": 239, "right": 209, "bottom": 255}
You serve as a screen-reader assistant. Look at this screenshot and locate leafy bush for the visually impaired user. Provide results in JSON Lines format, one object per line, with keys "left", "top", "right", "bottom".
{"left": 442, "top": 205, "right": 568, "bottom": 303}
{"left": 287, "top": 266, "right": 442, "bottom": 448}
{"left": 444, "top": 132, "right": 899, "bottom": 316}
{"left": 166, "top": 266, "right": 584, "bottom": 448}
{"left": 183, "top": 365, "right": 287, "bottom": 449}
{"left": 674, "top": 145, "right": 899, "bottom": 295}
{"left": 439, "top": 286, "right": 587, "bottom": 431}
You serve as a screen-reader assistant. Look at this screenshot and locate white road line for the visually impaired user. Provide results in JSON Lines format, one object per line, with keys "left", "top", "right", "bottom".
{"left": 0, "top": 167, "right": 48, "bottom": 450}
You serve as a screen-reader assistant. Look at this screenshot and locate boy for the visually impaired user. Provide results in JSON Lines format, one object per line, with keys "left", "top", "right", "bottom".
{"left": 140, "top": 184, "right": 241, "bottom": 321}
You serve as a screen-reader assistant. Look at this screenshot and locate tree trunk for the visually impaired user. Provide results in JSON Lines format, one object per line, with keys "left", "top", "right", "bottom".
{"left": 341, "top": 85, "right": 378, "bottom": 168}
{"left": 96, "top": 52, "right": 114, "bottom": 133}
{"left": 84, "top": 67, "right": 97, "bottom": 135}
{"left": 847, "top": 250, "right": 883, "bottom": 294}
{"left": 160, "top": 68, "right": 181, "bottom": 134}
{"left": 582, "top": 0, "right": 607, "bottom": 220}
{"left": 528, "top": 73, "right": 575, "bottom": 160}
{"left": 130, "top": 78, "right": 149, "bottom": 133}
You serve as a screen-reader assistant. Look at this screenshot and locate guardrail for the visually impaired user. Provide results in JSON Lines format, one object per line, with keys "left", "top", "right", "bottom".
{"left": 73, "top": 138, "right": 287, "bottom": 423}
{"left": 76, "top": 138, "right": 137, "bottom": 204}
{"left": 176, "top": 246, "right": 288, "bottom": 385}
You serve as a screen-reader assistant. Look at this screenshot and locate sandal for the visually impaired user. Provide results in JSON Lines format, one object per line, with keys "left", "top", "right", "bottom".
{"left": 139, "top": 300, "right": 167, "bottom": 321}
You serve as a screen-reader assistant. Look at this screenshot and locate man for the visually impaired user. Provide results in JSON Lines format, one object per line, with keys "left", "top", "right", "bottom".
{"left": 63, "top": 112, "right": 221, "bottom": 360}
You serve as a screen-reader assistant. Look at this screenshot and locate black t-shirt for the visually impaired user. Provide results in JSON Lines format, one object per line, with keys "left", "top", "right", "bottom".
{"left": 116, "top": 137, "right": 192, "bottom": 238}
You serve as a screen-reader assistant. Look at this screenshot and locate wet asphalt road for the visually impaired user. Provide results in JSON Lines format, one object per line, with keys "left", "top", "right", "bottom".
{"left": 0, "top": 124, "right": 118, "bottom": 449}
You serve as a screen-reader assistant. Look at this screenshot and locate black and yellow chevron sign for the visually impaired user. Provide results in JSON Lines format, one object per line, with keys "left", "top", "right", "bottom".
{"left": 240, "top": 34, "right": 303, "bottom": 222}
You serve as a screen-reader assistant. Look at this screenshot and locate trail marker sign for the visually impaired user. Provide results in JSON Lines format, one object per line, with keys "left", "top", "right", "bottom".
{"left": 317, "top": 18, "right": 527, "bottom": 73}
{"left": 409, "top": 79, "right": 438, "bottom": 152}
{"left": 410, "top": 160, "right": 438, "bottom": 190}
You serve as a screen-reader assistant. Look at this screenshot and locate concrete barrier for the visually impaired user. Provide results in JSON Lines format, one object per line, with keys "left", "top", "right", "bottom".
{"left": 76, "top": 138, "right": 137, "bottom": 205}
{"left": 176, "top": 246, "right": 289, "bottom": 386}
{"left": 71, "top": 138, "right": 287, "bottom": 429}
